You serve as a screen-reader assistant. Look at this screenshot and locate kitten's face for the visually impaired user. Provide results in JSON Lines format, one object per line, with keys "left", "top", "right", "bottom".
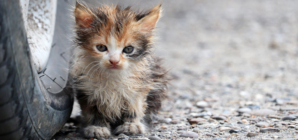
{"left": 74, "top": 2, "right": 161, "bottom": 71}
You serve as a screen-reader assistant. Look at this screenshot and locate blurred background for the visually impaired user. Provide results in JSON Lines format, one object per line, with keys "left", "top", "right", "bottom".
{"left": 62, "top": 0, "right": 298, "bottom": 139}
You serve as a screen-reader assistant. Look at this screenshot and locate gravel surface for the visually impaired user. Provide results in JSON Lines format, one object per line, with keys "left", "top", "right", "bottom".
{"left": 54, "top": 0, "right": 298, "bottom": 139}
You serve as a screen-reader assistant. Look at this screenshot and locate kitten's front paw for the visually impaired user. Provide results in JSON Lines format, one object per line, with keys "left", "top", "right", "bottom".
{"left": 114, "top": 121, "right": 146, "bottom": 135}
{"left": 84, "top": 126, "right": 111, "bottom": 138}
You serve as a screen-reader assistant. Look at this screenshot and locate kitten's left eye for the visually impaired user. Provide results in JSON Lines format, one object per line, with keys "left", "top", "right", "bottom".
{"left": 96, "top": 45, "right": 107, "bottom": 52}
{"left": 123, "top": 46, "right": 134, "bottom": 54}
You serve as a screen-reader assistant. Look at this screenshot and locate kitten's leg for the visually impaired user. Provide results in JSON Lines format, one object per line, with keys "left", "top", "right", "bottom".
{"left": 81, "top": 110, "right": 111, "bottom": 138}
{"left": 84, "top": 125, "right": 111, "bottom": 138}
{"left": 114, "top": 100, "right": 147, "bottom": 135}
{"left": 114, "top": 118, "right": 146, "bottom": 135}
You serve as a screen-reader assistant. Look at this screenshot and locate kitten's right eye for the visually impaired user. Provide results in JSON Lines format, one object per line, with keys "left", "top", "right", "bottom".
{"left": 96, "top": 45, "right": 107, "bottom": 52}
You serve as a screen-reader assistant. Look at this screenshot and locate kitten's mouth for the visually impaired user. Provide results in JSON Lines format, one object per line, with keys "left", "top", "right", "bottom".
{"left": 109, "top": 65, "right": 120, "bottom": 69}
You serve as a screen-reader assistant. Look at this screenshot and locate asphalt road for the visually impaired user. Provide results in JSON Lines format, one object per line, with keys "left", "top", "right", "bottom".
{"left": 55, "top": 0, "right": 298, "bottom": 139}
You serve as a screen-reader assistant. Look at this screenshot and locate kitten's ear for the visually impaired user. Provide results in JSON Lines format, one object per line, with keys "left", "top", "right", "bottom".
{"left": 137, "top": 4, "right": 162, "bottom": 32}
{"left": 74, "top": 1, "right": 96, "bottom": 28}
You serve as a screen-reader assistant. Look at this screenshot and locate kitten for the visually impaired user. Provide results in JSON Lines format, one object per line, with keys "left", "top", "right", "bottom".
{"left": 71, "top": 1, "right": 167, "bottom": 138}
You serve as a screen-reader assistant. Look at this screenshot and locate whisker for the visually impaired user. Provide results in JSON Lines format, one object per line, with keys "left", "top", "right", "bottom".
{"left": 85, "top": 63, "right": 100, "bottom": 78}
{"left": 82, "top": 61, "right": 99, "bottom": 74}
{"left": 91, "top": 65, "right": 102, "bottom": 81}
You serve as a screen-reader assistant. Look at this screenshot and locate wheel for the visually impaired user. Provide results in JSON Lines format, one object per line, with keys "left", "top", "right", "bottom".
{"left": 0, "top": 0, "right": 74, "bottom": 139}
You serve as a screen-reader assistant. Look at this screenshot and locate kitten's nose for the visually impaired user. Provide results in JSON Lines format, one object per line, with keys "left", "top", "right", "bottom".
{"left": 109, "top": 59, "right": 119, "bottom": 65}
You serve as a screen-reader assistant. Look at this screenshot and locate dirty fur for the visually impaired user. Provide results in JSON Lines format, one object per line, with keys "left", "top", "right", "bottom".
{"left": 71, "top": 1, "right": 167, "bottom": 138}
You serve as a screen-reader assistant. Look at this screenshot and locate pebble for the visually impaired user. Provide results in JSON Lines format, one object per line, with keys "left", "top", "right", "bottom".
{"left": 171, "top": 119, "right": 179, "bottom": 124}
{"left": 196, "top": 101, "right": 209, "bottom": 108}
{"left": 246, "top": 105, "right": 260, "bottom": 110}
{"left": 282, "top": 115, "right": 297, "bottom": 121}
{"left": 286, "top": 101, "right": 298, "bottom": 105}
{"left": 237, "top": 108, "right": 252, "bottom": 113}
{"left": 256, "top": 122, "right": 269, "bottom": 128}
{"left": 229, "top": 129, "right": 240, "bottom": 133}
{"left": 162, "top": 118, "right": 172, "bottom": 123}
{"left": 251, "top": 109, "right": 276, "bottom": 116}
{"left": 180, "top": 131, "right": 199, "bottom": 138}
{"left": 272, "top": 136, "right": 279, "bottom": 139}
{"left": 192, "top": 128, "right": 200, "bottom": 133}
{"left": 274, "top": 99, "right": 284, "bottom": 105}
{"left": 190, "top": 112, "right": 209, "bottom": 118}
{"left": 280, "top": 107, "right": 298, "bottom": 111}
{"left": 206, "top": 133, "right": 216, "bottom": 137}
{"left": 242, "top": 119, "right": 249, "bottom": 124}
{"left": 288, "top": 125, "right": 296, "bottom": 128}
{"left": 188, "top": 118, "right": 206, "bottom": 125}
{"left": 160, "top": 126, "right": 168, "bottom": 129}
{"left": 260, "top": 128, "right": 280, "bottom": 133}
{"left": 281, "top": 121, "right": 290, "bottom": 125}
{"left": 219, "top": 127, "right": 231, "bottom": 131}
{"left": 247, "top": 132, "right": 258, "bottom": 137}
{"left": 267, "top": 115, "right": 282, "bottom": 119}
{"left": 212, "top": 116, "right": 226, "bottom": 120}
{"left": 148, "top": 135, "right": 161, "bottom": 140}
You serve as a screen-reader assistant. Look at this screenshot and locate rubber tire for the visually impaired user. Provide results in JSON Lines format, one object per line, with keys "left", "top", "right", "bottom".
{"left": 0, "top": 0, "right": 74, "bottom": 139}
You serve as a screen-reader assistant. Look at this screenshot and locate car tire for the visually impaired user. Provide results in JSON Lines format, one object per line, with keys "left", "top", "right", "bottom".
{"left": 0, "top": 0, "right": 74, "bottom": 139}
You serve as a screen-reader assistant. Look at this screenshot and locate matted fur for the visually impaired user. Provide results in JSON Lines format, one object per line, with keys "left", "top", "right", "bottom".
{"left": 71, "top": 1, "right": 167, "bottom": 137}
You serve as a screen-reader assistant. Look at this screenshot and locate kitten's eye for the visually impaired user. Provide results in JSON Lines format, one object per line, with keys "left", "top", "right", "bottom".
{"left": 123, "top": 46, "right": 134, "bottom": 54}
{"left": 96, "top": 45, "right": 107, "bottom": 52}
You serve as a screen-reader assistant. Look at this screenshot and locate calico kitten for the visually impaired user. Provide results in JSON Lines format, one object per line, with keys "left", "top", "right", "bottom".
{"left": 71, "top": 1, "right": 167, "bottom": 138}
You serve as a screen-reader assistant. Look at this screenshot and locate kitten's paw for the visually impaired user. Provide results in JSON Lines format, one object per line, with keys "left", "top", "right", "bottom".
{"left": 84, "top": 126, "right": 110, "bottom": 138}
{"left": 114, "top": 121, "right": 146, "bottom": 135}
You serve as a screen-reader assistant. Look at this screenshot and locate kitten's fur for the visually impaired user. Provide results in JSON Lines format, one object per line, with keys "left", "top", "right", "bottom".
{"left": 71, "top": 1, "right": 167, "bottom": 138}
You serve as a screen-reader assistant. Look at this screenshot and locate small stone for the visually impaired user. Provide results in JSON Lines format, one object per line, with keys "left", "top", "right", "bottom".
{"left": 148, "top": 134, "right": 161, "bottom": 140}
{"left": 206, "top": 133, "right": 216, "bottom": 137}
{"left": 240, "top": 91, "right": 249, "bottom": 97}
{"left": 188, "top": 118, "right": 206, "bottom": 125}
{"left": 256, "top": 122, "right": 269, "bottom": 128}
{"left": 281, "top": 121, "right": 290, "bottom": 125}
{"left": 267, "top": 115, "right": 282, "bottom": 119}
{"left": 180, "top": 131, "right": 199, "bottom": 138}
{"left": 204, "top": 97, "right": 219, "bottom": 102}
{"left": 212, "top": 116, "right": 226, "bottom": 120}
{"left": 237, "top": 108, "right": 252, "bottom": 113}
{"left": 251, "top": 109, "right": 276, "bottom": 116}
{"left": 229, "top": 129, "right": 240, "bottom": 133}
{"left": 219, "top": 127, "right": 231, "bottom": 131}
{"left": 196, "top": 101, "right": 209, "bottom": 108}
{"left": 247, "top": 132, "right": 258, "bottom": 137}
{"left": 162, "top": 118, "right": 172, "bottom": 123}
{"left": 171, "top": 119, "right": 179, "bottom": 124}
{"left": 282, "top": 115, "right": 297, "bottom": 121}
{"left": 260, "top": 128, "right": 280, "bottom": 133}
{"left": 280, "top": 107, "right": 298, "bottom": 111}
{"left": 246, "top": 105, "right": 260, "bottom": 110}
{"left": 160, "top": 126, "right": 168, "bottom": 129}
{"left": 288, "top": 125, "right": 296, "bottom": 128}
{"left": 274, "top": 99, "right": 284, "bottom": 105}
{"left": 255, "top": 94, "right": 263, "bottom": 100}
{"left": 190, "top": 112, "right": 211, "bottom": 118}
{"left": 242, "top": 119, "right": 249, "bottom": 124}
{"left": 193, "top": 128, "right": 200, "bottom": 133}
{"left": 286, "top": 101, "right": 298, "bottom": 105}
